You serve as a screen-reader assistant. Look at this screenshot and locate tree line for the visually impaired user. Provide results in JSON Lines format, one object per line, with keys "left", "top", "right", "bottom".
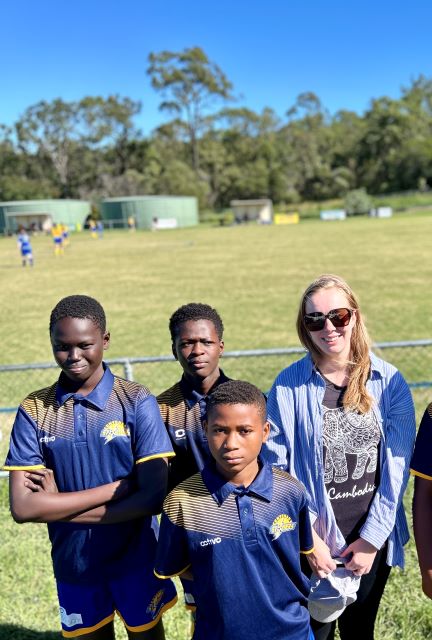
{"left": 1, "top": 46, "right": 431, "bottom": 210}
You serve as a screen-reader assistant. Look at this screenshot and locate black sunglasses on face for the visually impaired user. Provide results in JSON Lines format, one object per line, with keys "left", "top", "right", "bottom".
{"left": 304, "top": 307, "right": 353, "bottom": 332}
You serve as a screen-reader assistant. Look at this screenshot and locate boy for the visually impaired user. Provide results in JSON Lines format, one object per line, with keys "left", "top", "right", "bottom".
{"left": 157, "top": 302, "right": 230, "bottom": 490}
{"left": 411, "top": 403, "right": 432, "bottom": 599}
{"left": 17, "top": 226, "right": 34, "bottom": 267}
{"left": 155, "top": 380, "right": 315, "bottom": 640}
{"left": 157, "top": 302, "right": 230, "bottom": 613}
{"left": 3, "top": 295, "right": 177, "bottom": 639}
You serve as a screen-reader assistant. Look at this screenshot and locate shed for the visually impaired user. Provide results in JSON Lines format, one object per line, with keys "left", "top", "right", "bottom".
{"left": 100, "top": 196, "right": 199, "bottom": 230}
{"left": 0, "top": 199, "right": 91, "bottom": 234}
{"left": 230, "top": 199, "right": 273, "bottom": 224}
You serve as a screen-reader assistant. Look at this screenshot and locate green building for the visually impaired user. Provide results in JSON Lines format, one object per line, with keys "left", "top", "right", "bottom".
{"left": 100, "top": 196, "right": 198, "bottom": 230}
{"left": 0, "top": 199, "right": 91, "bottom": 234}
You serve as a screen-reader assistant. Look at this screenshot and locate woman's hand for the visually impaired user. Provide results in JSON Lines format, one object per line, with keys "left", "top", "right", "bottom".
{"left": 340, "top": 538, "right": 378, "bottom": 576}
{"left": 307, "top": 531, "right": 338, "bottom": 578}
{"left": 24, "top": 468, "right": 58, "bottom": 493}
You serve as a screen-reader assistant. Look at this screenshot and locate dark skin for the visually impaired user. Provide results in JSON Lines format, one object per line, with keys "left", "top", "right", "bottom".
{"left": 169, "top": 319, "right": 224, "bottom": 582}
{"left": 413, "top": 476, "right": 432, "bottom": 599}
{"left": 172, "top": 319, "right": 224, "bottom": 395}
{"left": 9, "top": 316, "right": 169, "bottom": 639}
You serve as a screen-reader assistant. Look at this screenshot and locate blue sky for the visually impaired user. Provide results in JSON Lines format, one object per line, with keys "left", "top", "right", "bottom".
{"left": 1, "top": 0, "right": 431, "bottom": 135}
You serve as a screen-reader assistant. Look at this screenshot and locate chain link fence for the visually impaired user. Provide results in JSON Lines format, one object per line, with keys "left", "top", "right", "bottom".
{"left": 1, "top": 340, "right": 432, "bottom": 481}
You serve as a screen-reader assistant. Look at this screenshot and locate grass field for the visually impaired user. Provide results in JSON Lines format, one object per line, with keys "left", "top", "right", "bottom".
{"left": 1, "top": 214, "right": 432, "bottom": 639}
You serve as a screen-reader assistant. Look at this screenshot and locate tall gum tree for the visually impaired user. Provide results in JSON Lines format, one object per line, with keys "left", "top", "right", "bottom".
{"left": 147, "top": 46, "right": 233, "bottom": 173}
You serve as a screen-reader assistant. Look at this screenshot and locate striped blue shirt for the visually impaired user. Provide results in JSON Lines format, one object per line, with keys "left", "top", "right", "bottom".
{"left": 262, "top": 352, "right": 416, "bottom": 568}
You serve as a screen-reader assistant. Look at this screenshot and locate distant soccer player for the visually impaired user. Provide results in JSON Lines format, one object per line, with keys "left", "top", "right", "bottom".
{"left": 3, "top": 294, "right": 177, "bottom": 639}
{"left": 51, "top": 223, "right": 64, "bottom": 256}
{"left": 155, "top": 380, "right": 315, "bottom": 640}
{"left": 17, "top": 226, "right": 34, "bottom": 267}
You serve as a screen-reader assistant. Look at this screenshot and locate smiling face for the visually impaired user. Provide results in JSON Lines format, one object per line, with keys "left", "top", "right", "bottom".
{"left": 50, "top": 317, "right": 110, "bottom": 394}
{"left": 305, "top": 287, "right": 356, "bottom": 364}
{"left": 205, "top": 403, "right": 270, "bottom": 487}
{"left": 172, "top": 319, "right": 224, "bottom": 391}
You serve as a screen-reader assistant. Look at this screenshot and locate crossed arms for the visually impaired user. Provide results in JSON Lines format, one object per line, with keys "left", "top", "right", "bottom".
{"left": 9, "top": 458, "right": 168, "bottom": 525}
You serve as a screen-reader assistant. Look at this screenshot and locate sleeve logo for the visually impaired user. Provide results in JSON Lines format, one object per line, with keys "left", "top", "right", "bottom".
{"left": 100, "top": 421, "right": 130, "bottom": 444}
{"left": 270, "top": 514, "right": 297, "bottom": 540}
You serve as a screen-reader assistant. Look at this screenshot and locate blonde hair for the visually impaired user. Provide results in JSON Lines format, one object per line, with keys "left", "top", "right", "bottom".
{"left": 296, "top": 274, "right": 373, "bottom": 414}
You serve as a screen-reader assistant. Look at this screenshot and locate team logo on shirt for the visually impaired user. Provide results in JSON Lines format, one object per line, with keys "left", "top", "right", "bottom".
{"left": 100, "top": 421, "right": 130, "bottom": 444}
{"left": 269, "top": 514, "right": 297, "bottom": 540}
{"left": 146, "top": 589, "right": 164, "bottom": 617}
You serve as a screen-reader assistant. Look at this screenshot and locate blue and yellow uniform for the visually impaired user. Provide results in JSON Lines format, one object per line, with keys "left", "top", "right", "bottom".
{"left": 4, "top": 365, "right": 177, "bottom": 637}
{"left": 157, "top": 371, "right": 231, "bottom": 611}
{"left": 157, "top": 371, "right": 231, "bottom": 490}
{"left": 411, "top": 403, "right": 432, "bottom": 480}
{"left": 155, "top": 460, "right": 314, "bottom": 640}
{"left": 52, "top": 224, "right": 64, "bottom": 255}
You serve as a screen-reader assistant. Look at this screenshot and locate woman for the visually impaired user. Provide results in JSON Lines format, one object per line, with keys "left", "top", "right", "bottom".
{"left": 264, "top": 274, "right": 415, "bottom": 640}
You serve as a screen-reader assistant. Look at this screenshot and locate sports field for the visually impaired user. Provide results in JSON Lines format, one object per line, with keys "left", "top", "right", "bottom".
{"left": 1, "top": 214, "right": 432, "bottom": 638}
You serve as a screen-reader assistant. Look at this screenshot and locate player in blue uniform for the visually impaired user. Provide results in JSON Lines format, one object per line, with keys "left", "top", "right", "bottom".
{"left": 157, "top": 302, "right": 230, "bottom": 491}
{"left": 155, "top": 380, "right": 315, "bottom": 640}
{"left": 157, "top": 303, "right": 231, "bottom": 614}
{"left": 3, "top": 295, "right": 177, "bottom": 639}
{"left": 17, "top": 227, "right": 34, "bottom": 267}
{"left": 411, "top": 403, "right": 432, "bottom": 599}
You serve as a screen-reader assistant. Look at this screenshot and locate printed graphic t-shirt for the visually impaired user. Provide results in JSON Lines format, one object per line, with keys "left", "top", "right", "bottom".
{"left": 322, "top": 378, "right": 381, "bottom": 543}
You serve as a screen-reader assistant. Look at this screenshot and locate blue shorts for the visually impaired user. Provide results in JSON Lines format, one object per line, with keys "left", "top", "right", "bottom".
{"left": 57, "top": 567, "right": 177, "bottom": 637}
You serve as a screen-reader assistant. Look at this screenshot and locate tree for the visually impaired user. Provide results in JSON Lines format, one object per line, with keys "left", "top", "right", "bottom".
{"left": 16, "top": 99, "right": 79, "bottom": 197}
{"left": 78, "top": 95, "right": 142, "bottom": 174}
{"left": 147, "top": 46, "right": 233, "bottom": 172}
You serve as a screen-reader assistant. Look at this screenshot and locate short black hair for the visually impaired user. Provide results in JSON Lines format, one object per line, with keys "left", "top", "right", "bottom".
{"left": 169, "top": 302, "right": 224, "bottom": 341}
{"left": 49, "top": 295, "right": 106, "bottom": 334}
{"left": 207, "top": 380, "right": 267, "bottom": 422}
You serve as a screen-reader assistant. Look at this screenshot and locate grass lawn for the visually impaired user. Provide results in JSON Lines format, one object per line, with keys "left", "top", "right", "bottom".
{"left": 1, "top": 213, "right": 432, "bottom": 638}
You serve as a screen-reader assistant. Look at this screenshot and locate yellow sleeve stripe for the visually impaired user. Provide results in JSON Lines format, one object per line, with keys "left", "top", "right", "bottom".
{"left": 154, "top": 563, "right": 192, "bottom": 579}
{"left": 136, "top": 452, "right": 175, "bottom": 465}
{"left": 410, "top": 469, "right": 432, "bottom": 481}
{"left": 300, "top": 547, "right": 315, "bottom": 555}
{"left": 2, "top": 465, "right": 46, "bottom": 471}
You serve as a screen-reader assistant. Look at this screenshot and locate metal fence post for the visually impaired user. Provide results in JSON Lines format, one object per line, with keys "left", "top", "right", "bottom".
{"left": 123, "top": 360, "right": 134, "bottom": 381}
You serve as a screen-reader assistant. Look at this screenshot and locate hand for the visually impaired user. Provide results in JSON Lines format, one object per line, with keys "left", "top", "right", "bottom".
{"left": 307, "top": 531, "right": 337, "bottom": 578}
{"left": 24, "top": 468, "right": 58, "bottom": 494}
{"left": 340, "top": 538, "right": 378, "bottom": 576}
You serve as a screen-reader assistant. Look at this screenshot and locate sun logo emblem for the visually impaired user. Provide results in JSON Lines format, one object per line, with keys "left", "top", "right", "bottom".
{"left": 100, "top": 421, "right": 130, "bottom": 444}
{"left": 269, "top": 514, "right": 296, "bottom": 540}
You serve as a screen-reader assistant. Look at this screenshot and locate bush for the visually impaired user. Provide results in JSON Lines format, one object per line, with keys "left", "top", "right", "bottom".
{"left": 344, "top": 188, "right": 373, "bottom": 215}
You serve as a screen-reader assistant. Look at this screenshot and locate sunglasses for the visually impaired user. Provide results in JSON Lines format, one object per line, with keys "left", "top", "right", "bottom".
{"left": 304, "top": 307, "right": 353, "bottom": 332}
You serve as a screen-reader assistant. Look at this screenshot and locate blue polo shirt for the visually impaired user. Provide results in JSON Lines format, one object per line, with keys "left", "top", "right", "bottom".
{"left": 411, "top": 403, "right": 432, "bottom": 480}
{"left": 4, "top": 365, "right": 174, "bottom": 584}
{"left": 157, "top": 371, "right": 231, "bottom": 489}
{"left": 155, "top": 461, "right": 313, "bottom": 640}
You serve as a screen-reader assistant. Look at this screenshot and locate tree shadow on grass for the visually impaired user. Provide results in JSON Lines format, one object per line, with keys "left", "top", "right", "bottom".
{"left": 0, "top": 624, "right": 61, "bottom": 640}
